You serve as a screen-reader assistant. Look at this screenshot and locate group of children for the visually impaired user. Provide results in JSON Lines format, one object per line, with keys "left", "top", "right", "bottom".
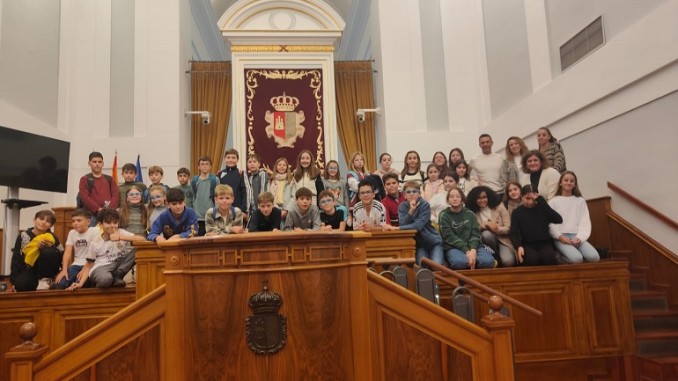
{"left": 6, "top": 135, "right": 596, "bottom": 291}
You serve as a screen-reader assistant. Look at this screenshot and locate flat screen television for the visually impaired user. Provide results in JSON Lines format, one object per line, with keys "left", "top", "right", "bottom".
{"left": 0, "top": 126, "right": 70, "bottom": 193}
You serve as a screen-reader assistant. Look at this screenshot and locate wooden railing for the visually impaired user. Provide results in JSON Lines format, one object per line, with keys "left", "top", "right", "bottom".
{"left": 608, "top": 181, "right": 678, "bottom": 231}
{"left": 366, "top": 270, "right": 515, "bottom": 381}
{"left": 421, "top": 258, "right": 542, "bottom": 317}
{"left": 5, "top": 285, "right": 165, "bottom": 381}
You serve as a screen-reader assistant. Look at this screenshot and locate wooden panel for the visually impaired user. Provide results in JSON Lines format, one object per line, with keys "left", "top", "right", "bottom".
{"left": 586, "top": 197, "right": 612, "bottom": 249}
{"left": 183, "top": 267, "right": 357, "bottom": 381}
{"left": 437, "top": 261, "right": 635, "bottom": 365}
{"left": 93, "top": 325, "right": 160, "bottom": 381}
{"left": 52, "top": 207, "right": 75, "bottom": 246}
{"left": 607, "top": 212, "right": 678, "bottom": 307}
{"left": 365, "top": 230, "right": 416, "bottom": 260}
{"left": 515, "top": 356, "right": 635, "bottom": 381}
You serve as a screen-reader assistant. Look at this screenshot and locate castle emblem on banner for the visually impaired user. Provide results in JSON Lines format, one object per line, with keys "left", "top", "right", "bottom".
{"left": 264, "top": 92, "right": 305, "bottom": 148}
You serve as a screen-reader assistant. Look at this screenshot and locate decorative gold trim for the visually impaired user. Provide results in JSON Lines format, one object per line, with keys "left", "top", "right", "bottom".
{"left": 232, "top": 45, "right": 334, "bottom": 53}
{"left": 245, "top": 69, "right": 325, "bottom": 164}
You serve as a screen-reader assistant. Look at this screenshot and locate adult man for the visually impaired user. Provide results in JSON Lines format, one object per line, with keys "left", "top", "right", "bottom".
{"left": 469, "top": 134, "right": 506, "bottom": 197}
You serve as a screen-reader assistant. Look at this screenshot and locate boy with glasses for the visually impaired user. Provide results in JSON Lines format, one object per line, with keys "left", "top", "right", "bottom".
{"left": 318, "top": 190, "right": 346, "bottom": 231}
{"left": 352, "top": 179, "right": 387, "bottom": 232}
{"left": 388, "top": 181, "right": 444, "bottom": 266}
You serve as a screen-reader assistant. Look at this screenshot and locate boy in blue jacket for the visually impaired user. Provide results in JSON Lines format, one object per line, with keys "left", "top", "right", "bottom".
{"left": 147, "top": 188, "right": 198, "bottom": 243}
{"left": 387, "top": 180, "right": 443, "bottom": 266}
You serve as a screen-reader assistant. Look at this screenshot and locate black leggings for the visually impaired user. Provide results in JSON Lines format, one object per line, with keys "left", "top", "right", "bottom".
{"left": 520, "top": 241, "right": 558, "bottom": 266}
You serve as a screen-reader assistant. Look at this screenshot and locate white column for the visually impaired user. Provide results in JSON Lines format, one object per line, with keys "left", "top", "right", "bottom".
{"left": 523, "top": 0, "right": 552, "bottom": 91}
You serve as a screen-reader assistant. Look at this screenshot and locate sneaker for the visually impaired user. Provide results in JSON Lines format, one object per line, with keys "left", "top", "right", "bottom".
{"left": 112, "top": 269, "right": 125, "bottom": 280}
{"left": 111, "top": 278, "right": 126, "bottom": 288}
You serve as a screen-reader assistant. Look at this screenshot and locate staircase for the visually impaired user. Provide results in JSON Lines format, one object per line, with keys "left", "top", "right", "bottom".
{"left": 628, "top": 262, "right": 678, "bottom": 380}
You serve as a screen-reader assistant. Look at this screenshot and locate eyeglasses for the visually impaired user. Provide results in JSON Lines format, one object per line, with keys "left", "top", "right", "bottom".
{"left": 319, "top": 198, "right": 334, "bottom": 205}
{"left": 404, "top": 189, "right": 420, "bottom": 195}
{"left": 150, "top": 195, "right": 164, "bottom": 201}
{"left": 127, "top": 192, "right": 142, "bottom": 197}
{"left": 359, "top": 191, "right": 373, "bottom": 196}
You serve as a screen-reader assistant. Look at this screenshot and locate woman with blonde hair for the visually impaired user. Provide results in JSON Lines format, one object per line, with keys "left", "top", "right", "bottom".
{"left": 502, "top": 136, "right": 528, "bottom": 183}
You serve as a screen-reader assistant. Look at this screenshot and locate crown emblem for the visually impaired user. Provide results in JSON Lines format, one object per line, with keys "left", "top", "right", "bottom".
{"left": 248, "top": 284, "right": 283, "bottom": 315}
{"left": 270, "top": 92, "right": 299, "bottom": 112}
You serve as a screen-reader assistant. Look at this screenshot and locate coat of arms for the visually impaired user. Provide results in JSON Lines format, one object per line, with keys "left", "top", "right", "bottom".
{"left": 264, "top": 92, "right": 305, "bottom": 148}
{"left": 245, "top": 282, "right": 287, "bottom": 355}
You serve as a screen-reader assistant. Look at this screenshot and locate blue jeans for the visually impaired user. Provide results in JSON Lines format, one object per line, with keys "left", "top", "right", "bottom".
{"left": 445, "top": 246, "right": 495, "bottom": 269}
{"left": 416, "top": 244, "right": 444, "bottom": 267}
{"left": 553, "top": 233, "right": 600, "bottom": 264}
{"left": 55, "top": 264, "right": 83, "bottom": 289}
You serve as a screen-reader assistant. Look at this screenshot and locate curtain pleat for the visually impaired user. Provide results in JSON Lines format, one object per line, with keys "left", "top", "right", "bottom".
{"left": 334, "top": 61, "right": 376, "bottom": 171}
{"left": 190, "top": 61, "right": 232, "bottom": 175}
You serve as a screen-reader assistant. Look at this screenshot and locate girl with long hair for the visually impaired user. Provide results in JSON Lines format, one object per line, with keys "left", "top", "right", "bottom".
{"left": 117, "top": 185, "right": 148, "bottom": 237}
{"left": 537, "top": 127, "right": 567, "bottom": 173}
{"left": 292, "top": 150, "right": 324, "bottom": 204}
{"left": 467, "top": 186, "right": 515, "bottom": 267}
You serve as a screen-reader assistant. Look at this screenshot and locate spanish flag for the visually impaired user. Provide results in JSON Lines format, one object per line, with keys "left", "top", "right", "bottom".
{"left": 112, "top": 149, "right": 119, "bottom": 185}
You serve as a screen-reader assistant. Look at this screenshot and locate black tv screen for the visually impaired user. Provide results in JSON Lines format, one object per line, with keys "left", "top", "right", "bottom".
{"left": 0, "top": 126, "right": 70, "bottom": 193}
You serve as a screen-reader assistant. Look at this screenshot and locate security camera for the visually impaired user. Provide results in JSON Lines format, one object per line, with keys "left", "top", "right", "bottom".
{"left": 356, "top": 110, "right": 366, "bottom": 123}
{"left": 184, "top": 111, "right": 211, "bottom": 126}
{"left": 356, "top": 108, "right": 382, "bottom": 123}
{"left": 200, "top": 112, "right": 211, "bottom": 125}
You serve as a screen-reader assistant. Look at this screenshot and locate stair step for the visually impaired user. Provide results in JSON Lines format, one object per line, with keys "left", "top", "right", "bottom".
{"left": 632, "top": 293, "right": 669, "bottom": 310}
{"left": 629, "top": 277, "right": 647, "bottom": 291}
{"left": 637, "top": 337, "right": 678, "bottom": 356}
{"left": 637, "top": 330, "right": 678, "bottom": 341}
{"left": 635, "top": 315, "right": 678, "bottom": 332}
{"left": 634, "top": 308, "right": 678, "bottom": 319}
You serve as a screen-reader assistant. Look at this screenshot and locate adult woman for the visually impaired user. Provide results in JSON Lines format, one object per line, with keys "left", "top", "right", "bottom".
{"left": 467, "top": 186, "right": 515, "bottom": 267}
{"left": 537, "top": 127, "right": 567, "bottom": 173}
{"left": 510, "top": 185, "right": 563, "bottom": 266}
{"left": 548, "top": 171, "right": 599, "bottom": 264}
{"left": 519, "top": 150, "right": 560, "bottom": 201}
{"left": 439, "top": 188, "right": 496, "bottom": 270}
{"left": 503, "top": 136, "right": 528, "bottom": 183}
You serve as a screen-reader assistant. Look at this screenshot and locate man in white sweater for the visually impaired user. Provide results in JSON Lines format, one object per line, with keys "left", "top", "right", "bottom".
{"left": 469, "top": 134, "right": 506, "bottom": 197}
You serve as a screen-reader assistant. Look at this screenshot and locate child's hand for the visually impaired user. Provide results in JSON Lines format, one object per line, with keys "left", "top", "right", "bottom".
{"left": 38, "top": 240, "right": 52, "bottom": 248}
{"left": 231, "top": 226, "right": 244, "bottom": 234}
{"left": 109, "top": 232, "right": 121, "bottom": 241}
{"left": 320, "top": 225, "right": 332, "bottom": 231}
{"left": 55, "top": 270, "right": 68, "bottom": 284}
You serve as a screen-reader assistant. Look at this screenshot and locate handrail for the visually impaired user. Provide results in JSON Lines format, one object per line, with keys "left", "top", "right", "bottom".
{"left": 608, "top": 181, "right": 678, "bottom": 231}
{"left": 433, "top": 273, "right": 492, "bottom": 304}
{"left": 422, "top": 258, "right": 542, "bottom": 317}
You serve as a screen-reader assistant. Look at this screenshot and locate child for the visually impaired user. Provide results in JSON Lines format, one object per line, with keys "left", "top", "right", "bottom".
{"left": 318, "top": 190, "right": 346, "bottom": 231}
{"left": 373, "top": 153, "right": 399, "bottom": 178}
{"left": 147, "top": 185, "right": 168, "bottom": 228}
{"left": 118, "top": 163, "right": 147, "bottom": 206}
{"left": 352, "top": 179, "right": 387, "bottom": 232}
{"left": 292, "top": 150, "right": 324, "bottom": 205}
{"left": 55, "top": 209, "right": 100, "bottom": 290}
{"left": 191, "top": 156, "right": 219, "bottom": 236}
{"left": 454, "top": 160, "right": 478, "bottom": 196}
{"left": 248, "top": 192, "right": 282, "bottom": 232}
{"left": 9, "top": 210, "right": 64, "bottom": 292}
{"left": 548, "top": 171, "right": 599, "bottom": 264}
{"left": 117, "top": 185, "right": 148, "bottom": 237}
{"left": 503, "top": 181, "right": 523, "bottom": 218}
{"left": 448, "top": 148, "right": 466, "bottom": 168}
{"left": 510, "top": 185, "right": 563, "bottom": 266}
{"left": 147, "top": 188, "right": 199, "bottom": 242}
{"left": 217, "top": 149, "right": 248, "bottom": 216}
{"left": 400, "top": 150, "right": 425, "bottom": 187}
{"left": 422, "top": 163, "right": 446, "bottom": 202}
{"left": 245, "top": 153, "right": 270, "bottom": 215}
{"left": 380, "top": 173, "right": 405, "bottom": 227}
{"left": 393, "top": 181, "right": 444, "bottom": 266}
{"left": 86, "top": 209, "right": 145, "bottom": 288}
{"left": 78, "top": 151, "right": 118, "bottom": 226}
{"left": 205, "top": 184, "right": 244, "bottom": 235}
{"left": 269, "top": 157, "right": 295, "bottom": 220}
{"left": 347, "top": 151, "right": 370, "bottom": 209}
{"left": 438, "top": 188, "right": 495, "bottom": 270}
{"left": 429, "top": 172, "right": 459, "bottom": 225}
{"left": 322, "top": 160, "right": 348, "bottom": 208}
{"left": 174, "top": 167, "right": 194, "bottom": 209}
{"left": 148, "top": 165, "right": 170, "bottom": 191}
{"left": 431, "top": 151, "right": 449, "bottom": 177}
{"left": 467, "top": 186, "right": 515, "bottom": 267}
{"left": 283, "top": 187, "right": 321, "bottom": 231}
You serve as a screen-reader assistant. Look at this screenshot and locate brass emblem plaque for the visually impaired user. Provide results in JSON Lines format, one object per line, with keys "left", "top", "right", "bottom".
{"left": 245, "top": 282, "right": 287, "bottom": 355}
